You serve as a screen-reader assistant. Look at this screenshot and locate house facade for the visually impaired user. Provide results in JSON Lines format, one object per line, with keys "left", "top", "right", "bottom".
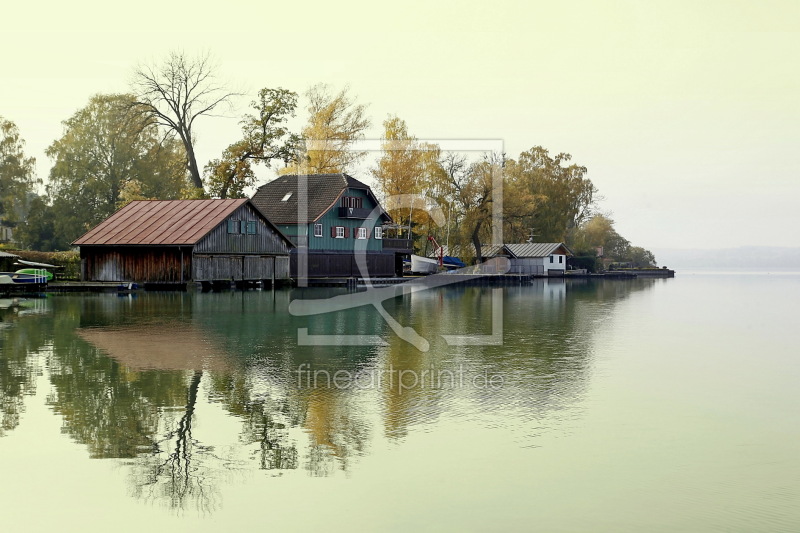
{"left": 251, "top": 174, "right": 403, "bottom": 278}
{"left": 73, "top": 199, "right": 293, "bottom": 285}
{"left": 488, "top": 243, "right": 573, "bottom": 275}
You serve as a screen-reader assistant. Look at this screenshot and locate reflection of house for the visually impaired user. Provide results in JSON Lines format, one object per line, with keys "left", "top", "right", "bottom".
{"left": 251, "top": 174, "right": 399, "bottom": 278}
{"left": 73, "top": 199, "right": 293, "bottom": 284}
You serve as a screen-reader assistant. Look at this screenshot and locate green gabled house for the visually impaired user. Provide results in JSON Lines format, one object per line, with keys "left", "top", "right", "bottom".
{"left": 251, "top": 174, "right": 408, "bottom": 278}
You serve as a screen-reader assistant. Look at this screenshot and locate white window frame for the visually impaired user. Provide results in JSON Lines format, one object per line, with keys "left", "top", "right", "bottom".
{"left": 374, "top": 226, "right": 383, "bottom": 240}
{"left": 335, "top": 226, "right": 345, "bottom": 238}
{"left": 314, "top": 223, "right": 323, "bottom": 237}
{"left": 357, "top": 227, "right": 367, "bottom": 239}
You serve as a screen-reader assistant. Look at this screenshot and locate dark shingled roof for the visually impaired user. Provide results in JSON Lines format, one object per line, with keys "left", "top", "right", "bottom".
{"left": 251, "top": 173, "right": 389, "bottom": 224}
{"left": 73, "top": 199, "right": 249, "bottom": 246}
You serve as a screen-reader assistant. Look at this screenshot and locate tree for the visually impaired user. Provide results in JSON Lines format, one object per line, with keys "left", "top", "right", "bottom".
{"left": 0, "top": 116, "right": 37, "bottom": 229}
{"left": 132, "top": 51, "right": 236, "bottom": 192}
{"left": 205, "top": 88, "right": 301, "bottom": 199}
{"left": 46, "top": 93, "right": 189, "bottom": 248}
{"left": 429, "top": 154, "right": 503, "bottom": 263}
{"left": 506, "top": 146, "right": 595, "bottom": 242}
{"left": 281, "top": 84, "right": 370, "bottom": 175}
{"left": 626, "top": 246, "right": 657, "bottom": 268}
{"left": 14, "top": 196, "right": 58, "bottom": 251}
{"left": 569, "top": 214, "right": 656, "bottom": 267}
{"left": 371, "top": 116, "right": 442, "bottom": 244}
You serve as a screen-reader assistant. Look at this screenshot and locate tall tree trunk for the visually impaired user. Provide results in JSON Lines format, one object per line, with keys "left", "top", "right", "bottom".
{"left": 472, "top": 220, "right": 483, "bottom": 264}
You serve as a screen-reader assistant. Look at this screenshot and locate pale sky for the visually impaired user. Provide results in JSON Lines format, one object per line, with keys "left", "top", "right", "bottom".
{"left": 3, "top": 0, "right": 799, "bottom": 250}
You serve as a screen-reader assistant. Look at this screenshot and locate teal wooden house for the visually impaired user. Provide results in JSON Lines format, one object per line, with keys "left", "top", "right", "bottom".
{"left": 251, "top": 174, "right": 408, "bottom": 278}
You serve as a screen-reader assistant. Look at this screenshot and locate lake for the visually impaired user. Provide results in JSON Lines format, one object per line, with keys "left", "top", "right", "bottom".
{"left": 1, "top": 273, "right": 798, "bottom": 532}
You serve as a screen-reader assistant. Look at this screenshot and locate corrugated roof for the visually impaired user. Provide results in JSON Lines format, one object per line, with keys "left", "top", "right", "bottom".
{"left": 504, "top": 243, "right": 573, "bottom": 258}
{"left": 73, "top": 199, "right": 248, "bottom": 246}
{"left": 0, "top": 251, "right": 19, "bottom": 258}
{"left": 434, "top": 243, "right": 572, "bottom": 258}
{"left": 251, "top": 173, "right": 388, "bottom": 224}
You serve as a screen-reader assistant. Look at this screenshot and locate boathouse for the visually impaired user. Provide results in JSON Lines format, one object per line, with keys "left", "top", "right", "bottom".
{"left": 487, "top": 243, "right": 573, "bottom": 275}
{"left": 251, "top": 174, "right": 404, "bottom": 278}
{"left": 73, "top": 199, "right": 293, "bottom": 284}
{"left": 437, "top": 242, "right": 573, "bottom": 276}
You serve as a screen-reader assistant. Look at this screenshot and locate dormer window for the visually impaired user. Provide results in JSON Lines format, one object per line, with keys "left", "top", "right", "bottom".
{"left": 281, "top": 192, "right": 293, "bottom": 202}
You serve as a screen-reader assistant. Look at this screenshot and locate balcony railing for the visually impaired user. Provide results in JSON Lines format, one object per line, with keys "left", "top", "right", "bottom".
{"left": 337, "top": 207, "right": 373, "bottom": 219}
{"left": 382, "top": 238, "right": 413, "bottom": 252}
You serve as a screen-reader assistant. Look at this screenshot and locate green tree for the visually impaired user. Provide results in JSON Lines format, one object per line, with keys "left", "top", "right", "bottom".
{"left": 14, "top": 196, "right": 59, "bottom": 250}
{"left": 0, "top": 117, "right": 38, "bottom": 229}
{"left": 45, "top": 93, "right": 189, "bottom": 248}
{"left": 625, "top": 246, "right": 657, "bottom": 268}
{"left": 205, "top": 88, "right": 301, "bottom": 199}
{"left": 281, "top": 84, "right": 370, "bottom": 175}
{"left": 132, "top": 51, "right": 236, "bottom": 192}
{"left": 506, "top": 146, "right": 595, "bottom": 242}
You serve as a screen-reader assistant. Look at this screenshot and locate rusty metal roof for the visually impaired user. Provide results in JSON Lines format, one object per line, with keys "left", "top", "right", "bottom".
{"left": 73, "top": 199, "right": 249, "bottom": 246}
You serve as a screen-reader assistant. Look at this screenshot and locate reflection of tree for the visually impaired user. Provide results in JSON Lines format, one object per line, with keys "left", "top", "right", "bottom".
{"left": 207, "top": 372, "right": 299, "bottom": 472}
{"left": 0, "top": 300, "right": 49, "bottom": 437}
{"left": 131, "top": 371, "right": 222, "bottom": 514}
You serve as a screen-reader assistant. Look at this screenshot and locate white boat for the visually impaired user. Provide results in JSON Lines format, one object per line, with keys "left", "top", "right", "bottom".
{"left": 409, "top": 254, "right": 439, "bottom": 275}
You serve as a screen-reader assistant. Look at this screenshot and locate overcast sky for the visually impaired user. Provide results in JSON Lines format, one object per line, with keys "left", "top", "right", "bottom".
{"left": 3, "top": 0, "right": 799, "bottom": 250}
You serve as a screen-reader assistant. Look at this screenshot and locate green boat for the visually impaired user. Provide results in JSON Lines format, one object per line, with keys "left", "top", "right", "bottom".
{"left": 16, "top": 268, "right": 53, "bottom": 281}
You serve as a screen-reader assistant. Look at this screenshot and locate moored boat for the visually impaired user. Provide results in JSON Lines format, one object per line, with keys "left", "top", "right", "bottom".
{"left": 409, "top": 254, "right": 439, "bottom": 275}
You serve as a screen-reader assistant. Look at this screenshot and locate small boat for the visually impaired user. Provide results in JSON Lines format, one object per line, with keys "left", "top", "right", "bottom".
{"left": 15, "top": 268, "right": 54, "bottom": 281}
{"left": 409, "top": 254, "right": 439, "bottom": 275}
{"left": 8, "top": 272, "right": 48, "bottom": 284}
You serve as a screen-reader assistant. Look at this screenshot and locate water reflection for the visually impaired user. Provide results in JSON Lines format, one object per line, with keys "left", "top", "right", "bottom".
{"left": 0, "top": 278, "right": 659, "bottom": 510}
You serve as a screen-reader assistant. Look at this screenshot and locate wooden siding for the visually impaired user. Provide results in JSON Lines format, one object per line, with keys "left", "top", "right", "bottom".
{"left": 193, "top": 254, "right": 290, "bottom": 281}
{"left": 194, "top": 203, "right": 291, "bottom": 255}
{"left": 305, "top": 188, "right": 384, "bottom": 252}
{"left": 290, "top": 251, "right": 395, "bottom": 278}
{"left": 82, "top": 247, "right": 191, "bottom": 282}
{"left": 507, "top": 258, "right": 546, "bottom": 275}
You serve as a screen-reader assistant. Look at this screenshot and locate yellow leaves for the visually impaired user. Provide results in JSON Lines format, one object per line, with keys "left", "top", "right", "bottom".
{"left": 290, "top": 84, "right": 371, "bottom": 175}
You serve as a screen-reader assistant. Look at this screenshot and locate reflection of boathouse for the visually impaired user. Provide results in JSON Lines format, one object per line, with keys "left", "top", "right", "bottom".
{"left": 73, "top": 199, "right": 293, "bottom": 284}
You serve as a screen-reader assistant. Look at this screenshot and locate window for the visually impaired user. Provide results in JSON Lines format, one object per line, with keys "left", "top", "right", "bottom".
{"left": 374, "top": 226, "right": 383, "bottom": 240}
{"left": 335, "top": 226, "right": 345, "bottom": 238}
{"left": 340, "top": 196, "right": 363, "bottom": 208}
{"left": 559, "top": 255, "right": 563, "bottom": 264}
{"left": 281, "top": 192, "right": 293, "bottom": 202}
{"left": 549, "top": 255, "right": 554, "bottom": 263}
{"left": 228, "top": 219, "right": 239, "bottom": 234}
{"left": 357, "top": 227, "right": 367, "bottom": 239}
{"left": 314, "top": 223, "right": 323, "bottom": 237}
{"left": 246, "top": 221, "right": 257, "bottom": 235}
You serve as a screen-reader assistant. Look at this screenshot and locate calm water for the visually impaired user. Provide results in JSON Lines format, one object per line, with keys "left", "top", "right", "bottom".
{"left": 1, "top": 274, "right": 798, "bottom": 532}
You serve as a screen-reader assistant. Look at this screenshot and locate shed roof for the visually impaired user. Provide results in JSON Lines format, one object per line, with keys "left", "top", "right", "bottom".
{"left": 0, "top": 251, "right": 19, "bottom": 258}
{"left": 251, "top": 173, "right": 390, "bottom": 224}
{"left": 434, "top": 242, "right": 573, "bottom": 259}
{"left": 73, "top": 199, "right": 250, "bottom": 246}
{"left": 504, "top": 243, "right": 573, "bottom": 258}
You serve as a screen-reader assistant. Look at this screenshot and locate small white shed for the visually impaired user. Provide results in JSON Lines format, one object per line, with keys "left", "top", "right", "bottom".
{"left": 493, "top": 243, "right": 573, "bottom": 276}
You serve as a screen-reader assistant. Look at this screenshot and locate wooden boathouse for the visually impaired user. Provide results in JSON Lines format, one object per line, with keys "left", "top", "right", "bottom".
{"left": 73, "top": 199, "right": 293, "bottom": 285}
